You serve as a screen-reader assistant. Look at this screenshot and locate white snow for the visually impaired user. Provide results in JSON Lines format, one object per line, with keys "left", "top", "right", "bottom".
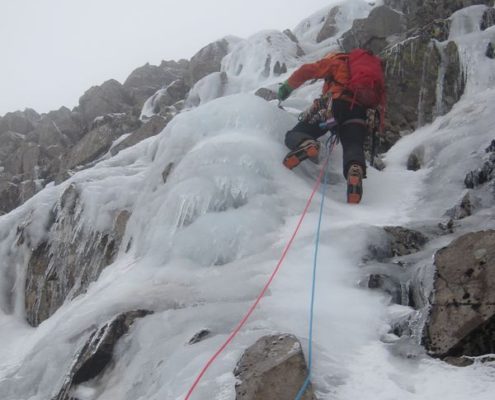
{"left": 1, "top": 3, "right": 495, "bottom": 400}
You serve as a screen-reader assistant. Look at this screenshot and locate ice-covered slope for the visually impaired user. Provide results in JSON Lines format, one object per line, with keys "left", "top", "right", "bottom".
{"left": 1, "top": 3, "right": 495, "bottom": 400}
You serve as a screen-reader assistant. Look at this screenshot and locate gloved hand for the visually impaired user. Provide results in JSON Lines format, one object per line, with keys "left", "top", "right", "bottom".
{"left": 277, "top": 81, "right": 293, "bottom": 101}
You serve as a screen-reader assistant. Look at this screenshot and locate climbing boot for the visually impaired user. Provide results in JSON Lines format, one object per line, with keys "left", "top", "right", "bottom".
{"left": 347, "top": 163, "right": 363, "bottom": 204}
{"left": 283, "top": 140, "right": 320, "bottom": 170}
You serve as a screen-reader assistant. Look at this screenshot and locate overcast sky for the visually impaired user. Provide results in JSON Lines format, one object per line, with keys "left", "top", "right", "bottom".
{"left": 0, "top": 0, "right": 336, "bottom": 116}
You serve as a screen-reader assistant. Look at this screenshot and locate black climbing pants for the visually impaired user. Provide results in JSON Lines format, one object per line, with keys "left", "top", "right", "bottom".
{"left": 285, "top": 99, "right": 368, "bottom": 177}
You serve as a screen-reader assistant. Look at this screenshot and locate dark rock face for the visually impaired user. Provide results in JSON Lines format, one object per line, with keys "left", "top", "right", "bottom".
{"left": 123, "top": 60, "right": 189, "bottom": 108}
{"left": 24, "top": 184, "right": 131, "bottom": 326}
{"left": 424, "top": 230, "right": 495, "bottom": 359}
{"left": 188, "top": 39, "right": 230, "bottom": 86}
{"left": 407, "top": 147, "right": 424, "bottom": 171}
{"left": 53, "top": 310, "right": 152, "bottom": 400}
{"left": 78, "top": 79, "right": 134, "bottom": 126}
{"left": 188, "top": 329, "right": 211, "bottom": 345}
{"left": 383, "top": 38, "right": 464, "bottom": 149}
{"left": 486, "top": 42, "right": 495, "bottom": 59}
{"left": 316, "top": 7, "right": 341, "bottom": 43}
{"left": 234, "top": 334, "right": 315, "bottom": 400}
{"left": 341, "top": 5, "right": 407, "bottom": 54}
{"left": 481, "top": 7, "right": 495, "bottom": 30}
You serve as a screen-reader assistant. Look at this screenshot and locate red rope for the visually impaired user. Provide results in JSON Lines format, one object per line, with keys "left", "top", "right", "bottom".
{"left": 184, "top": 158, "right": 329, "bottom": 400}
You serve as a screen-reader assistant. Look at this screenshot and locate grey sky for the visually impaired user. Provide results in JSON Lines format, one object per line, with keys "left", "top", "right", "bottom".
{"left": 0, "top": 0, "right": 335, "bottom": 116}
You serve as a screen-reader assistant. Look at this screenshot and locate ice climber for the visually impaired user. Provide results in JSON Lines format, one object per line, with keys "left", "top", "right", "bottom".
{"left": 277, "top": 49, "right": 385, "bottom": 204}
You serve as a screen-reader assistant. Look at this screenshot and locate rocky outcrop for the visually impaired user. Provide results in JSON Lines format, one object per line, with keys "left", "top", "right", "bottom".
{"left": 188, "top": 39, "right": 230, "bottom": 86}
{"left": 77, "top": 79, "right": 135, "bottom": 126}
{"left": 234, "top": 334, "right": 315, "bottom": 400}
{"left": 384, "top": 0, "right": 495, "bottom": 28}
{"left": 0, "top": 109, "right": 39, "bottom": 135}
{"left": 110, "top": 115, "right": 169, "bottom": 156}
{"left": 53, "top": 310, "right": 152, "bottom": 400}
{"left": 423, "top": 230, "right": 495, "bottom": 360}
{"left": 123, "top": 60, "right": 189, "bottom": 108}
{"left": 24, "top": 184, "right": 131, "bottom": 326}
{"left": 341, "top": 5, "right": 407, "bottom": 54}
{"left": 144, "top": 79, "right": 189, "bottom": 117}
{"left": 59, "top": 113, "right": 140, "bottom": 173}
{"left": 383, "top": 38, "right": 464, "bottom": 148}
{"left": 316, "top": 7, "right": 340, "bottom": 43}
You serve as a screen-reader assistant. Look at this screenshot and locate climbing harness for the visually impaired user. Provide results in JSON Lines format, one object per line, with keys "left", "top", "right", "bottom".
{"left": 295, "top": 134, "right": 337, "bottom": 400}
{"left": 184, "top": 133, "right": 338, "bottom": 400}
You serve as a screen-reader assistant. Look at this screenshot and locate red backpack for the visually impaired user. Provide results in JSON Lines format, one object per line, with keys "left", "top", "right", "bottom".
{"left": 346, "top": 49, "right": 386, "bottom": 110}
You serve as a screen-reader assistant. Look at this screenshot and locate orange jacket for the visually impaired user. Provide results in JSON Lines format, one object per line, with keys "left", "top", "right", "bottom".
{"left": 287, "top": 53, "right": 350, "bottom": 100}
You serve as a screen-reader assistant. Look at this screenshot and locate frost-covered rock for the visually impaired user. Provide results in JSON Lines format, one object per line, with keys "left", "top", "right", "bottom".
{"left": 54, "top": 310, "right": 151, "bottom": 400}
{"left": 384, "top": 0, "right": 495, "bottom": 28}
{"left": 444, "top": 192, "right": 478, "bottom": 220}
{"left": 424, "top": 230, "right": 495, "bottom": 359}
{"left": 316, "top": 6, "right": 341, "bottom": 43}
{"left": 234, "top": 334, "right": 315, "bottom": 400}
{"left": 123, "top": 60, "right": 189, "bottom": 108}
{"left": 341, "top": 5, "right": 407, "bottom": 53}
{"left": 23, "top": 184, "right": 131, "bottom": 326}
{"left": 368, "top": 226, "right": 429, "bottom": 261}
{"left": 383, "top": 38, "right": 464, "bottom": 148}
{"left": 464, "top": 139, "right": 495, "bottom": 188}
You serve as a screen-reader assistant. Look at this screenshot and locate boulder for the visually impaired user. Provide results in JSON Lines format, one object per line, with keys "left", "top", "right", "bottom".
{"left": 78, "top": 79, "right": 134, "bottom": 126}
{"left": 234, "top": 334, "right": 315, "bottom": 400}
{"left": 316, "top": 6, "right": 340, "bottom": 43}
{"left": 123, "top": 60, "right": 189, "bottom": 108}
{"left": 24, "top": 184, "right": 132, "bottom": 326}
{"left": 423, "top": 230, "right": 495, "bottom": 359}
{"left": 341, "top": 5, "right": 407, "bottom": 53}
{"left": 188, "top": 39, "right": 230, "bottom": 86}
{"left": 53, "top": 310, "right": 152, "bottom": 400}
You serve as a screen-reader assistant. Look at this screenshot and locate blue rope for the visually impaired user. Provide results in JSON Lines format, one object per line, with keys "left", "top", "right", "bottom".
{"left": 295, "top": 134, "right": 337, "bottom": 400}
